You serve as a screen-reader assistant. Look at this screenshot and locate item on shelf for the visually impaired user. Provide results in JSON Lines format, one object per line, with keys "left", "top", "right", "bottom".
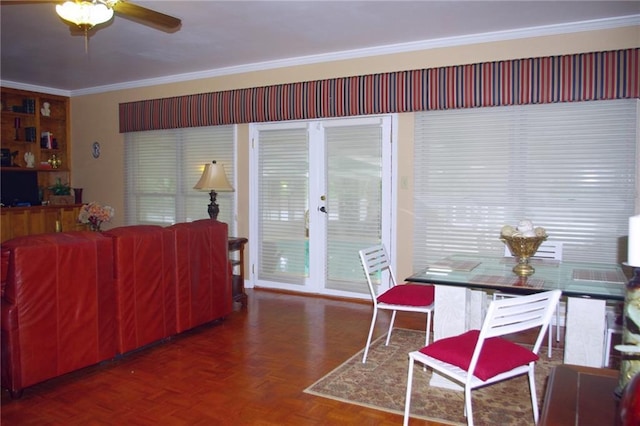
{"left": 49, "top": 195, "right": 74, "bottom": 206}
{"left": 48, "top": 178, "right": 71, "bottom": 196}
{"left": 23, "top": 98, "right": 35, "bottom": 114}
{"left": 73, "top": 188, "right": 83, "bottom": 204}
{"left": 1, "top": 149, "right": 11, "bottom": 167}
{"left": 24, "top": 127, "right": 36, "bottom": 142}
{"left": 14, "top": 117, "right": 20, "bottom": 140}
{"left": 40, "top": 102, "right": 50, "bottom": 117}
{"left": 9, "top": 99, "right": 35, "bottom": 114}
{"left": 48, "top": 154, "right": 61, "bottom": 169}
{"left": 23, "top": 152, "right": 35, "bottom": 168}
{"left": 40, "top": 131, "right": 53, "bottom": 149}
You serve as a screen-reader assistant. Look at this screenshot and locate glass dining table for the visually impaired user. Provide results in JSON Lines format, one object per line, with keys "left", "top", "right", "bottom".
{"left": 405, "top": 255, "right": 628, "bottom": 385}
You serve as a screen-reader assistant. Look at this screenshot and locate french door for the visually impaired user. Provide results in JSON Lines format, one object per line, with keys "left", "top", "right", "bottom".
{"left": 249, "top": 115, "right": 394, "bottom": 298}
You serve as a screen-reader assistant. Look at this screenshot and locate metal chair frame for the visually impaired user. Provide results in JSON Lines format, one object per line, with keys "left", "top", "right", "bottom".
{"left": 403, "top": 290, "right": 561, "bottom": 426}
{"left": 358, "top": 244, "right": 434, "bottom": 363}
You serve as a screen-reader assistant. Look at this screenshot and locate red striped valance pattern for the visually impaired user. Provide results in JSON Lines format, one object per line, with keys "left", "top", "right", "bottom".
{"left": 119, "top": 48, "right": 639, "bottom": 132}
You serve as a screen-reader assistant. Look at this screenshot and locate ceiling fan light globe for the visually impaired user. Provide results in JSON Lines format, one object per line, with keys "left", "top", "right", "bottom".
{"left": 56, "top": 1, "right": 114, "bottom": 28}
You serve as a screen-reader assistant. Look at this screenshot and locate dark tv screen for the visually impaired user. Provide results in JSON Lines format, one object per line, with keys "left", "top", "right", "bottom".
{"left": 1, "top": 170, "right": 41, "bottom": 207}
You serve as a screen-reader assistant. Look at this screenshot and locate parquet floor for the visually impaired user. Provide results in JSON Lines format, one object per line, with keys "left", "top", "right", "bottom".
{"left": 1, "top": 288, "right": 443, "bottom": 425}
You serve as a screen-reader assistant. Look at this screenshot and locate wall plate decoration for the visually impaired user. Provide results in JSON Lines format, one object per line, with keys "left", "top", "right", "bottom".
{"left": 92, "top": 141, "right": 100, "bottom": 158}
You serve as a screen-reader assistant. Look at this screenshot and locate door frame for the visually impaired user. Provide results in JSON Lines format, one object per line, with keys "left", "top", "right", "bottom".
{"left": 247, "top": 114, "right": 398, "bottom": 299}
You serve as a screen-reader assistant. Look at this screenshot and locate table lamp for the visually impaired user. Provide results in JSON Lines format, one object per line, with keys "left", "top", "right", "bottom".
{"left": 193, "top": 161, "right": 234, "bottom": 220}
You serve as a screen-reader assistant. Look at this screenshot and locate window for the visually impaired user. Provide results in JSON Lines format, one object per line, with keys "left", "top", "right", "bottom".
{"left": 413, "top": 100, "right": 638, "bottom": 267}
{"left": 124, "top": 125, "right": 236, "bottom": 228}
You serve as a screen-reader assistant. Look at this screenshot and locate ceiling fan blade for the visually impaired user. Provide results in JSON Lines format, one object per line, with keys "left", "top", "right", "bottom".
{"left": 112, "top": 1, "right": 181, "bottom": 30}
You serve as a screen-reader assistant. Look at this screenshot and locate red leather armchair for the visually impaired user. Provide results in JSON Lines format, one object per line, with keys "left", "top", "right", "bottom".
{"left": 168, "top": 219, "right": 232, "bottom": 333}
{"left": 104, "top": 225, "right": 177, "bottom": 354}
{"left": 1, "top": 232, "right": 117, "bottom": 398}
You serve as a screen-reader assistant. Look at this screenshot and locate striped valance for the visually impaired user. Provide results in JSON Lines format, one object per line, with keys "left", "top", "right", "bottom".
{"left": 119, "top": 48, "right": 639, "bottom": 133}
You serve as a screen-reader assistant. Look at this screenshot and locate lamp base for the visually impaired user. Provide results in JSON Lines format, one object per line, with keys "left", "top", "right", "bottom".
{"left": 207, "top": 190, "right": 219, "bottom": 220}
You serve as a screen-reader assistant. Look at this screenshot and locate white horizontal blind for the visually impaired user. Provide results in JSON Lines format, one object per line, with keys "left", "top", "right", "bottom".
{"left": 324, "top": 123, "right": 383, "bottom": 293}
{"left": 125, "top": 129, "right": 178, "bottom": 225}
{"left": 124, "top": 125, "right": 235, "bottom": 227}
{"left": 413, "top": 99, "right": 638, "bottom": 267}
{"left": 257, "top": 126, "right": 309, "bottom": 285}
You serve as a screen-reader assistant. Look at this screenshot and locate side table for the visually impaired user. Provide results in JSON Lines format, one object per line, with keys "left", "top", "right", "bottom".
{"left": 539, "top": 364, "right": 619, "bottom": 425}
{"left": 228, "top": 237, "right": 248, "bottom": 307}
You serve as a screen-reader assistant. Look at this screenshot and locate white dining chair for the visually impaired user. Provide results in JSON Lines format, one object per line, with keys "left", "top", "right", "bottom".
{"left": 403, "top": 289, "right": 561, "bottom": 426}
{"left": 358, "top": 244, "right": 434, "bottom": 363}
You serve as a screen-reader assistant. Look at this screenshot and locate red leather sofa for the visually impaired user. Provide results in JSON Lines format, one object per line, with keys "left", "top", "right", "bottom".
{"left": 1, "top": 219, "right": 232, "bottom": 398}
{"left": 169, "top": 219, "right": 232, "bottom": 333}
{"left": 102, "top": 225, "right": 177, "bottom": 354}
{"left": 1, "top": 232, "right": 117, "bottom": 398}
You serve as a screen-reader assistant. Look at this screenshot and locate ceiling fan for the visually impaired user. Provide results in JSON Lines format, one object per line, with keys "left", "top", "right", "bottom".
{"left": 1, "top": 0, "right": 181, "bottom": 52}
{"left": 1, "top": 1, "right": 181, "bottom": 32}
{"left": 55, "top": 0, "right": 181, "bottom": 31}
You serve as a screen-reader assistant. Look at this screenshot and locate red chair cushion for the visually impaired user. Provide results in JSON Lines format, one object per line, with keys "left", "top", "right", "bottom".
{"left": 419, "top": 329, "right": 538, "bottom": 381}
{"left": 377, "top": 284, "right": 434, "bottom": 306}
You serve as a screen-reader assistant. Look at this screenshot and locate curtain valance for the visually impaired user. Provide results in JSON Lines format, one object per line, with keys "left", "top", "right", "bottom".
{"left": 119, "top": 48, "right": 639, "bottom": 133}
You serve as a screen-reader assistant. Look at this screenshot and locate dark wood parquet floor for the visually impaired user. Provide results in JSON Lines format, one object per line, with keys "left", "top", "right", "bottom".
{"left": 1, "top": 288, "right": 445, "bottom": 426}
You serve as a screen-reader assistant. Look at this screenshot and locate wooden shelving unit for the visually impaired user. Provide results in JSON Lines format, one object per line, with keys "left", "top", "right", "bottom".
{"left": 1, "top": 87, "right": 71, "bottom": 200}
{"left": 1, "top": 87, "right": 80, "bottom": 241}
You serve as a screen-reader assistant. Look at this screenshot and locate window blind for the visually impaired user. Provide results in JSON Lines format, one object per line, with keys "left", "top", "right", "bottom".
{"left": 257, "top": 126, "right": 309, "bottom": 285}
{"left": 413, "top": 99, "right": 638, "bottom": 268}
{"left": 324, "top": 123, "right": 383, "bottom": 293}
{"left": 124, "top": 125, "right": 235, "bottom": 227}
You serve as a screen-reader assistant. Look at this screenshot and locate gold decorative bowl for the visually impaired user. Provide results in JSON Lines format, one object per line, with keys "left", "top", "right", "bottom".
{"left": 501, "top": 234, "right": 547, "bottom": 276}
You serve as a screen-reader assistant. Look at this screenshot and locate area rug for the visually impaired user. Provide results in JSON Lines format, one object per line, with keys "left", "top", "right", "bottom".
{"left": 304, "top": 328, "right": 561, "bottom": 425}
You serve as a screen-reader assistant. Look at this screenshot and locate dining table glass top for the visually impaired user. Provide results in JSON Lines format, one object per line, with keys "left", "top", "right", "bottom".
{"left": 406, "top": 255, "right": 629, "bottom": 301}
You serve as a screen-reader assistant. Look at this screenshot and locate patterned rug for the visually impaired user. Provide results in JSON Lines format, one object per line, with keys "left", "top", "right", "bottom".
{"left": 304, "top": 328, "right": 561, "bottom": 425}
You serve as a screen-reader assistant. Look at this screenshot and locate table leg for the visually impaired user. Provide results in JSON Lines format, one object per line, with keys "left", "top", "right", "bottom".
{"left": 565, "top": 297, "right": 606, "bottom": 367}
{"left": 429, "top": 285, "right": 484, "bottom": 390}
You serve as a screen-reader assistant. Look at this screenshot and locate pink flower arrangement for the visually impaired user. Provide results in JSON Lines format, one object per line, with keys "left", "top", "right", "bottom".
{"left": 78, "top": 202, "right": 115, "bottom": 231}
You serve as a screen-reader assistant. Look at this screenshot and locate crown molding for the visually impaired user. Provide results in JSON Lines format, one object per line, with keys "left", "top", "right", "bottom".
{"left": 3, "top": 14, "right": 638, "bottom": 97}
{"left": 0, "top": 81, "right": 72, "bottom": 97}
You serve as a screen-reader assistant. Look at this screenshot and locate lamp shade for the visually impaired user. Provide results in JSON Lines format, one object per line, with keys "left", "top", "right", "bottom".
{"left": 56, "top": 1, "right": 114, "bottom": 28}
{"left": 194, "top": 161, "right": 234, "bottom": 192}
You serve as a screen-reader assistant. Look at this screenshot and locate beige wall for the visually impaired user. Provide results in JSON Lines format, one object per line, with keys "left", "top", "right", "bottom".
{"left": 70, "top": 26, "right": 639, "bottom": 280}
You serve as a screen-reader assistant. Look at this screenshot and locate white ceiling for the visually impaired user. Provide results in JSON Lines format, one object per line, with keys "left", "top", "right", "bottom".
{"left": 1, "top": 1, "right": 639, "bottom": 96}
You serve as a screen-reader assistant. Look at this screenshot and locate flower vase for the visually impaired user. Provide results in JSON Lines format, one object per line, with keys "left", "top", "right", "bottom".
{"left": 89, "top": 223, "right": 101, "bottom": 232}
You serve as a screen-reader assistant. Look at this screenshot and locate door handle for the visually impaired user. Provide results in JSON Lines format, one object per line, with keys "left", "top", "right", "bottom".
{"left": 319, "top": 206, "right": 327, "bottom": 213}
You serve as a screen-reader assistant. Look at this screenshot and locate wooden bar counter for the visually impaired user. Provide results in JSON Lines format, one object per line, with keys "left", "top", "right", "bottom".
{"left": 1, "top": 204, "right": 86, "bottom": 243}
